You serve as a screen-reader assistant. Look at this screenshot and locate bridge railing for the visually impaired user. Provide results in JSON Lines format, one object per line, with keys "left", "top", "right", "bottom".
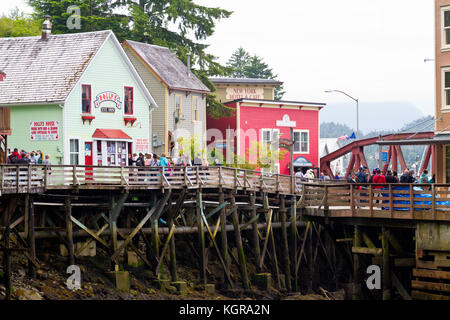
{"left": 0, "top": 164, "right": 306, "bottom": 194}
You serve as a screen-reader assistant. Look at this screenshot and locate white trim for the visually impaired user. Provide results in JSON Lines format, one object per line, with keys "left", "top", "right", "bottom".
{"left": 236, "top": 102, "right": 241, "bottom": 155}
{"left": 293, "top": 129, "right": 310, "bottom": 154}
{"left": 442, "top": 6, "right": 450, "bottom": 51}
{"left": 68, "top": 137, "right": 81, "bottom": 165}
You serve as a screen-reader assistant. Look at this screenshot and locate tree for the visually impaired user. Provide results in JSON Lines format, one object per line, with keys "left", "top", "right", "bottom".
{"left": 0, "top": 9, "right": 41, "bottom": 38}
{"left": 227, "top": 47, "right": 250, "bottom": 78}
{"left": 227, "top": 47, "right": 286, "bottom": 100}
{"left": 28, "top": 0, "right": 233, "bottom": 117}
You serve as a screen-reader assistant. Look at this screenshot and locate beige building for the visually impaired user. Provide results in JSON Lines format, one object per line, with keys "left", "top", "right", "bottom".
{"left": 210, "top": 78, "right": 283, "bottom": 103}
{"left": 123, "top": 41, "right": 210, "bottom": 156}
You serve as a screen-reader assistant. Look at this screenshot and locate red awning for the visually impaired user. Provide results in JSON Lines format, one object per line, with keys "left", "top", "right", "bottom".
{"left": 92, "top": 129, "right": 132, "bottom": 140}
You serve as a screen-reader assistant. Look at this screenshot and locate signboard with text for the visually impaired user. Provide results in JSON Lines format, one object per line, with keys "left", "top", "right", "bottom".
{"left": 94, "top": 91, "right": 122, "bottom": 113}
{"left": 226, "top": 87, "right": 264, "bottom": 100}
{"left": 30, "top": 120, "right": 59, "bottom": 141}
{"left": 135, "top": 138, "right": 149, "bottom": 152}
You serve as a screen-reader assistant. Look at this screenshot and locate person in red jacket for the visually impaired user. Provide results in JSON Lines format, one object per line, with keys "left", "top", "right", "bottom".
{"left": 372, "top": 168, "right": 386, "bottom": 204}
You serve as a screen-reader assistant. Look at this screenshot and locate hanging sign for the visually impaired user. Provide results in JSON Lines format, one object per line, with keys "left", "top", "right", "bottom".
{"left": 94, "top": 91, "right": 122, "bottom": 113}
{"left": 30, "top": 120, "right": 59, "bottom": 141}
{"left": 382, "top": 150, "right": 389, "bottom": 163}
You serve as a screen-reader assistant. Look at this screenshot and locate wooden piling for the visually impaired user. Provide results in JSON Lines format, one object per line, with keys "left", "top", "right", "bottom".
{"left": 250, "top": 193, "right": 261, "bottom": 272}
{"left": 353, "top": 225, "right": 362, "bottom": 300}
{"left": 27, "top": 196, "right": 36, "bottom": 278}
{"left": 307, "top": 224, "right": 313, "bottom": 293}
{"left": 280, "top": 195, "right": 292, "bottom": 291}
{"left": 197, "top": 191, "right": 207, "bottom": 285}
{"left": 65, "top": 196, "right": 74, "bottom": 266}
{"left": 169, "top": 218, "right": 178, "bottom": 282}
{"left": 4, "top": 224, "right": 11, "bottom": 300}
{"left": 382, "top": 227, "right": 391, "bottom": 300}
{"left": 290, "top": 197, "right": 298, "bottom": 291}
{"left": 231, "top": 193, "right": 250, "bottom": 290}
{"left": 219, "top": 191, "right": 230, "bottom": 287}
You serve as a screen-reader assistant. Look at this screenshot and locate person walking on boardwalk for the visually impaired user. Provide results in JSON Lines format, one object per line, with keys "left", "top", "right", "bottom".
{"left": 400, "top": 169, "right": 410, "bottom": 183}
{"left": 372, "top": 169, "right": 386, "bottom": 204}
{"left": 385, "top": 170, "right": 397, "bottom": 183}
{"left": 356, "top": 167, "right": 368, "bottom": 183}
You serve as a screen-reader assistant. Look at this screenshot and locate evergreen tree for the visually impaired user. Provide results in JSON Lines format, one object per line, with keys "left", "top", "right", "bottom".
{"left": 27, "top": 0, "right": 233, "bottom": 118}
{"left": 0, "top": 9, "right": 41, "bottom": 38}
{"left": 226, "top": 47, "right": 250, "bottom": 78}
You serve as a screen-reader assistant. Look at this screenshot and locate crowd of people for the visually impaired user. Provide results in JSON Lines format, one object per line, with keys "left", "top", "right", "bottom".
{"left": 128, "top": 152, "right": 221, "bottom": 168}
{"left": 345, "top": 167, "right": 435, "bottom": 185}
{"left": 6, "top": 148, "right": 51, "bottom": 165}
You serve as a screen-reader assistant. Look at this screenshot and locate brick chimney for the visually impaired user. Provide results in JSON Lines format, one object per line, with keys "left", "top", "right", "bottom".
{"left": 41, "top": 15, "right": 52, "bottom": 40}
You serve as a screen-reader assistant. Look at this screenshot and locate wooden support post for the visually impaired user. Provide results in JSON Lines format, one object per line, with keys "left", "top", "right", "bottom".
{"left": 197, "top": 191, "right": 207, "bottom": 286}
{"left": 307, "top": 224, "right": 313, "bottom": 293}
{"left": 169, "top": 218, "right": 178, "bottom": 282}
{"left": 290, "top": 197, "right": 298, "bottom": 291}
{"left": 353, "top": 225, "right": 361, "bottom": 300}
{"left": 27, "top": 196, "right": 36, "bottom": 278}
{"left": 280, "top": 195, "right": 292, "bottom": 291}
{"left": 231, "top": 193, "right": 250, "bottom": 290}
{"left": 65, "top": 196, "right": 74, "bottom": 266}
{"left": 382, "top": 227, "right": 391, "bottom": 300}
{"left": 219, "top": 191, "right": 230, "bottom": 287}
{"left": 250, "top": 193, "right": 261, "bottom": 273}
{"left": 4, "top": 223, "right": 11, "bottom": 300}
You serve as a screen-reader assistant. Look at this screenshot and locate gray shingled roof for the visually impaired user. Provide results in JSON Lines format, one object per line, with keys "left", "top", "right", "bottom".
{"left": 0, "top": 30, "right": 111, "bottom": 105}
{"left": 210, "top": 77, "right": 283, "bottom": 86}
{"left": 124, "top": 40, "right": 210, "bottom": 93}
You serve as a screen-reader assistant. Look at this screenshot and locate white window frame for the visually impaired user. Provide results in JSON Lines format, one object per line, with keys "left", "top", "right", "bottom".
{"left": 175, "top": 94, "right": 182, "bottom": 120}
{"left": 293, "top": 129, "right": 309, "bottom": 154}
{"left": 442, "top": 67, "right": 450, "bottom": 110}
{"left": 442, "top": 6, "right": 450, "bottom": 51}
{"left": 192, "top": 95, "right": 199, "bottom": 122}
{"left": 69, "top": 138, "right": 80, "bottom": 165}
{"left": 260, "top": 128, "right": 280, "bottom": 173}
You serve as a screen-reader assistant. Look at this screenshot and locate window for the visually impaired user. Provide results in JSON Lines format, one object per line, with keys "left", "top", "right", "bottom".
{"left": 175, "top": 95, "right": 182, "bottom": 120}
{"left": 443, "top": 7, "right": 450, "bottom": 50}
{"left": 192, "top": 96, "right": 199, "bottom": 122}
{"left": 261, "top": 129, "right": 279, "bottom": 152}
{"left": 106, "top": 141, "right": 127, "bottom": 166}
{"left": 82, "top": 85, "right": 91, "bottom": 113}
{"left": 124, "top": 87, "right": 133, "bottom": 115}
{"left": 443, "top": 68, "right": 450, "bottom": 109}
{"left": 293, "top": 130, "right": 309, "bottom": 153}
{"left": 70, "top": 139, "right": 80, "bottom": 165}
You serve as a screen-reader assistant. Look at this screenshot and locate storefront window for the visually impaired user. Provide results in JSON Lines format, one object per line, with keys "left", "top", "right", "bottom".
{"left": 70, "top": 139, "right": 79, "bottom": 165}
{"left": 124, "top": 87, "right": 133, "bottom": 115}
{"left": 106, "top": 141, "right": 127, "bottom": 166}
{"left": 82, "top": 84, "right": 91, "bottom": 113}
{"left": 293, "top": 130, "right": 309, "bottom": 153}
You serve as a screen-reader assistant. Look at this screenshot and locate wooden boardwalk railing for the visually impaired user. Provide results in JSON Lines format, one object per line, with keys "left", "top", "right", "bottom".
{"left": 0, "top": 165, "right": 304, "bottom": 195}
{"left": 300, "top": 183, "right": 450, "bottom": 222}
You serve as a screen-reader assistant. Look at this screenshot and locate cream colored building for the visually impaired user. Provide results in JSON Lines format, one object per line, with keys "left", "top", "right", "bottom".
{"left": 209, "top": 78, "right": 283, "bottom": 103}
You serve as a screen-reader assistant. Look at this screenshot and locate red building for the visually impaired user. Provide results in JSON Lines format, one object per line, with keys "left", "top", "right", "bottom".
{"left": 207, "top": 98, "right": 325, "bottom": 175}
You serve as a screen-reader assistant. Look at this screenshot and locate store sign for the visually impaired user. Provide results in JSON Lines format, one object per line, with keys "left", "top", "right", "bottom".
{"left": 135, "top": 138, "right": 149, "bottom": 152}
{"left": 30, "top": 120, "right": 59, "bottom": 141}
{"left": 94, "top": 91, "right": 122, "bottom": 113}
{"left": 226, "top": 87, "right": 264, "bottom": 100}
{"left": 276, "top": 114, "right": 296, "bottom": 127}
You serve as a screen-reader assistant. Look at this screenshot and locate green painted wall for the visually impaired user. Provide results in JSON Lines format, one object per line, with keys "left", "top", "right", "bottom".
{"left": 64, "top": 36, "right": 152, "bottom": 165}
{"left": 8, "top": 104, "right": 63, "bottom": 163}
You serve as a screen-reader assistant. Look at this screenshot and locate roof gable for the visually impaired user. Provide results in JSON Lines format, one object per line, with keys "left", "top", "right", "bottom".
{"left": 0, "top": 30, "right": 111, "bottom": 105}
{"left": 123, "top": 40, "right": 210, "bottom": 93}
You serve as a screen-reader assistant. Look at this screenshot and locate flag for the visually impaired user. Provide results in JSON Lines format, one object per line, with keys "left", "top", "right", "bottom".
{"left": 337, "top": 134, "right": 348, "bottom": 141}
{"left": 347, "top": 132, "right": 356, "bottom": 140}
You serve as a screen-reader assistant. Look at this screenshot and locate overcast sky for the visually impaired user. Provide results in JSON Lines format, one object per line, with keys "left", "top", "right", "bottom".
{"left": 1, "top": 0, "right": 436, "bottom": 120}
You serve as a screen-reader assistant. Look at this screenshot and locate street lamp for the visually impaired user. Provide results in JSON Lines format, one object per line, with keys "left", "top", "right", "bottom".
{"left": 325, "top": 89, "right": 359, "bottom": 139}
